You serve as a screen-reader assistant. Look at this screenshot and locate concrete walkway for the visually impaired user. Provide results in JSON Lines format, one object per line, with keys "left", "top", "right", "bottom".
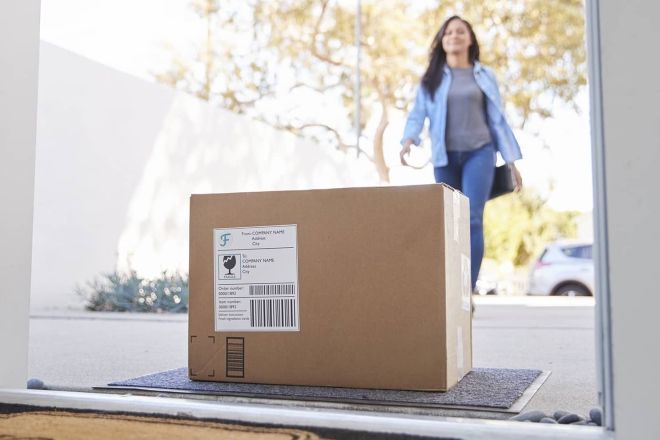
{"left": 27, "top": 296, "right": 598, "bottom": 419}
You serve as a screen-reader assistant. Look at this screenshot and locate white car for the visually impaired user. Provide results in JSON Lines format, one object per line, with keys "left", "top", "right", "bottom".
{"left": 528, "top": 241, "right": 595, "bottom": 296}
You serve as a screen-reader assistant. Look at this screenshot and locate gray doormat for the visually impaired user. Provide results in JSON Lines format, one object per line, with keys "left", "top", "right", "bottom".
{"left": 101, "top": 368, "right": 549, "bottom": 413}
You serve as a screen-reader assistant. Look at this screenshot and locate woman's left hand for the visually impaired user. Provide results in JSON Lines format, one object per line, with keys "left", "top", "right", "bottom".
{"left": 510, "top": 163, "right": 523, "bottom": 192}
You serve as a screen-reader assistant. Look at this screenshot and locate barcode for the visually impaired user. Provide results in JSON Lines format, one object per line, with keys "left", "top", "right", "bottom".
{"left": 249, "top": 299, "right": 297, "bottom": 328}
{"left": 249, "top": 284, "right": 296, "bottom": 296}
{"left": 226, "top": 337, "right": 244, "bottom": 378}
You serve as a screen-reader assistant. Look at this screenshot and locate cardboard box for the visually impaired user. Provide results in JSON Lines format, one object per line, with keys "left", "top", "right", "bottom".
{"left": 188, "top": 184, "right": 472, "bottom": 391}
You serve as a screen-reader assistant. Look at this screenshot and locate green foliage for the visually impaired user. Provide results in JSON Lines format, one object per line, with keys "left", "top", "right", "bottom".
{"left": 484, "top": 189, "right": 579, "bottom": 267}
{"left": 154, "top": 0, "right": 263, "bottom": 110}
{"left": 77, "top": 271, "right": 188, "bottom": 313}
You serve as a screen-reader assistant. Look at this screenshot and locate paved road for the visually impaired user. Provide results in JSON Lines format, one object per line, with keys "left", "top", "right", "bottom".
{"left": 28, "top": 296, "right": 598, "bottom": 418}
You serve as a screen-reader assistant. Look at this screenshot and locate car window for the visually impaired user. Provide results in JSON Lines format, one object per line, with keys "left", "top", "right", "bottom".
{"left": 561, "top": 245, "right": 592, "bottom": 259}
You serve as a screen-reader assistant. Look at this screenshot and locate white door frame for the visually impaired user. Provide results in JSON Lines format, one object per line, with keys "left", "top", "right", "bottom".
{"left": 0, "top": 0, "right": 40, "bottom": 389}
{"left": 588, "top": 0, "right": 660, "bottom": 438}
{"left": 2, "top": 0, "right": 658, "bottom": 438}
{"left": 585, "top": 0, "right": 614, "bottom": 430}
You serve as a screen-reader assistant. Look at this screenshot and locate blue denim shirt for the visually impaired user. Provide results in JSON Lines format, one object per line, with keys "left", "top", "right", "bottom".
{"left": 401, "top": 62, "right": 522, "bottom": 166}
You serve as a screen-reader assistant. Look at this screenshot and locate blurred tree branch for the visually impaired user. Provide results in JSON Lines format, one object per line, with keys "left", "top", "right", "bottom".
{"left": 154, "top": 0, "right": 586, "bottom": 182}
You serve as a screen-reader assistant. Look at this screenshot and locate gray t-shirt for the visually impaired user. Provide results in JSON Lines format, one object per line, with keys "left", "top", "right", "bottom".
{"left": 445, "top": 67, "right": 492, "bottom": 151}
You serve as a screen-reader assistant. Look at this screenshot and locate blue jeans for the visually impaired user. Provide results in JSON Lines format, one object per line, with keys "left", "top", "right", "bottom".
{"left": 434, "top": 143, "right": 495, "bottom": 290}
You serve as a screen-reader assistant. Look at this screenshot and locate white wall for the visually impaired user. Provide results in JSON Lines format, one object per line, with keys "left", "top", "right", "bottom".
{"left": 595, "top": 1, "right": 660, "bottom": 438}
{"left": 0, "top": 0, "right": 40, "bottom": 388}
{"left": 32, "top": 42, "right": 377, "bottom": 310}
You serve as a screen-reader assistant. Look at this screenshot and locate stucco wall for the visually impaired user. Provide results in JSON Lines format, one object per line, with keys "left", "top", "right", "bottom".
{"left": 32, "top": 42, "right": 377, "bottom": 310}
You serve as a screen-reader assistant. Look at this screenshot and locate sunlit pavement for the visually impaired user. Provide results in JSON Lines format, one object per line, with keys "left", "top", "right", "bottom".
{"left": 472, "top": 295, "right": 598, "bottom": 416}
{"left": 473, "top": 295, "right": 595, "bottom": 307}
{"left": 28, "top": 295, "right": 598, "bottom": 418}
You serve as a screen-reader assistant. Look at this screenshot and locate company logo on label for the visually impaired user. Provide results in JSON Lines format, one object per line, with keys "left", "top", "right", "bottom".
{"left": 219, "top": 233, "right": 231, "bottom": 247}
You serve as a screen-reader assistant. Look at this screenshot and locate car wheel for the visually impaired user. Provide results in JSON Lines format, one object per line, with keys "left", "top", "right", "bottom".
{"left": 554, "top": 283, "right": 591, "bottom": 297}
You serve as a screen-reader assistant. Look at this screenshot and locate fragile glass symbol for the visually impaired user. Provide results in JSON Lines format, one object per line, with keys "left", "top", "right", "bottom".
{"left": 223, "top": 255, "right": 237, "bottom": 275}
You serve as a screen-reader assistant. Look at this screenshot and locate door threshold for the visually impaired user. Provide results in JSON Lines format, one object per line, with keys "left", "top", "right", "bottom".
{"left": 0, "top": 388, "right": 611, "bottom": 439}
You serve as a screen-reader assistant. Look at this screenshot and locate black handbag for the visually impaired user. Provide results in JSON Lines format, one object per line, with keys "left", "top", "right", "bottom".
{"left": 489, "top": 164, "right": 515, "bottom": 199}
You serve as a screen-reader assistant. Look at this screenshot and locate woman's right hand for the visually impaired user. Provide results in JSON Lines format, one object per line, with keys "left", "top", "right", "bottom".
{"left": 400, "top": 140, "right": 413, "bottom": 166}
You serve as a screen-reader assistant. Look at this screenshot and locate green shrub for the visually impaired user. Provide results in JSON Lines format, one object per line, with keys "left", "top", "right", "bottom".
{"left": 484, "top": 189, "right": 579, "bottom": 267}
{"left": 77, "top": 270, "right": 188, "bottom": 313}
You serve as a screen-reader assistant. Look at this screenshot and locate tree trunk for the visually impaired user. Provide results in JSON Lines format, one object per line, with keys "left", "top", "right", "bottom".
{"left": 372, "top": 91, "right": 390, "bottom": 183}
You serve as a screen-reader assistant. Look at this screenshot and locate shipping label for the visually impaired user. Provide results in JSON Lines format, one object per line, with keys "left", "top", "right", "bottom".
{"left": 213, "top": 224, "right": 299, "bottom": 332}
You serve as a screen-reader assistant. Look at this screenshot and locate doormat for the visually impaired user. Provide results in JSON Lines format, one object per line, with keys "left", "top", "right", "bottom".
{"left": 0, "top": 410, "right": 456, "bottom": 440}
{"left": 101, "top": 368, "right": 549, "bottom": 413}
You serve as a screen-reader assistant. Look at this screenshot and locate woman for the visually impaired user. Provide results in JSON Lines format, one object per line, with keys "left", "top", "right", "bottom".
{"left": 400, "top": 15, "right": 523, "bottom": 291}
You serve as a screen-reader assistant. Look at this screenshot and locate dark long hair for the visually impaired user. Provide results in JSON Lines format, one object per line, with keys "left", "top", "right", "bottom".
{"left": 421, "top": 16, "right": 480, "bottom": 100}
